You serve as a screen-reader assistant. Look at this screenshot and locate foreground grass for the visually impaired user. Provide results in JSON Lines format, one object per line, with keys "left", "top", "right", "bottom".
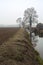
{"left": 34, "top": 50, "right": 43, "bottom": 65}
{"left": 0, "top": 28, "right": 43, "bottom": 65}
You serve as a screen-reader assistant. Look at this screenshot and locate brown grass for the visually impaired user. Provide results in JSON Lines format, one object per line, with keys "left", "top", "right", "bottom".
{"left": 0, "top": 28, "right": 39, "bottom": 65}
{"left": 0, "top": 27, "right": 19, "bottom": 44}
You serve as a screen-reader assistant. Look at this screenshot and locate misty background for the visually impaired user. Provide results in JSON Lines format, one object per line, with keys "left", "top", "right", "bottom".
{"left": 0, "top": 0, "right": 43, "bottom": 26}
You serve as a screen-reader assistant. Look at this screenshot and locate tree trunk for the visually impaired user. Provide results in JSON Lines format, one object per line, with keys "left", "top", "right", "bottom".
{"left": 29, "top": 17, "right": 32, "bottom": 42}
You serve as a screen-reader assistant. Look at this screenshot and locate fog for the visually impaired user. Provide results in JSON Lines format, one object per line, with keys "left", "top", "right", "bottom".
{"left": 0, "top": 0, "right": 43, "bottom": 25}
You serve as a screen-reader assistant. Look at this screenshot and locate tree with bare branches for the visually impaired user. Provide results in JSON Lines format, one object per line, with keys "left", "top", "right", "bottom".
{"left": 23, "top": 7, "right": 38, "bottom": 41}
{"left": 16, "top": 17, "right": 22, "bottom": 27}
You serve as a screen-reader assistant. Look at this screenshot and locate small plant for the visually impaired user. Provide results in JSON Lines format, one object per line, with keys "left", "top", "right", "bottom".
{"left": 35, "top": 50, "right": 39, "bottom": 56}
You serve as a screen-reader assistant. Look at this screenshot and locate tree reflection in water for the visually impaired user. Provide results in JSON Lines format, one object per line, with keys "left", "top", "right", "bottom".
{"left": 31, "top": 33, "right": 39, "bottom": 47}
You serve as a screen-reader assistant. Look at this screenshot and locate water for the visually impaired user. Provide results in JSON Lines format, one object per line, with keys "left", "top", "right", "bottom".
{"left": 26, "top": 29, "right": 43, "bottom": 58}
{"left": 35, "top": 37, "right": 43, "bottom": 59}
{"left": 31, "top": 33, "right": 43, "bottom": 59}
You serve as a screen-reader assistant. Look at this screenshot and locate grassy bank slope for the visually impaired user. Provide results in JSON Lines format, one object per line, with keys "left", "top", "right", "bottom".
{"left": 0, "top": 28, "right": 41, "bottom": 65}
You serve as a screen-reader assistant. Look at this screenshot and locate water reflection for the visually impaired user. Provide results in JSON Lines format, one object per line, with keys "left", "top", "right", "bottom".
{"left": 31, "top": 32, "right": 43, "bottom": 59}
{"left": 35, "top": 37, "right": 43, "bottom": 59}
{"left": 26, "top": 29, "right": 43, "bottom": 58}
{"left": 31, "top": 33, "right": 39, "bottom": 47}
{"left": 32, "top": 35, "right": 43, "bottom": 59}
{"left": 32, "top": 34, "right": 43, "bottom": 59}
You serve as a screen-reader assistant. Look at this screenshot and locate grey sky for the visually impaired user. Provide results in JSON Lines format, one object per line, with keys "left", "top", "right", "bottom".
{"left": 0, "top": 0, "right": 43, "bottom": 25}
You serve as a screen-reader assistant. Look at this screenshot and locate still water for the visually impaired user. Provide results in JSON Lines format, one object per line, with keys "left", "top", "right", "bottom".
{"left": 26, "top": 29, "right": 43, "bottom": 59}
{"left": 35, "top": 37, "right": 43, "bottom": 59}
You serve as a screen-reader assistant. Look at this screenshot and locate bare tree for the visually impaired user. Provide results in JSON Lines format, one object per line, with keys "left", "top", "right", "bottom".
{"left": 23, "top": 7, "right": 38, "bottom": 42}
{"left": 16, "top": 17, "right": 22, "bottom": 27}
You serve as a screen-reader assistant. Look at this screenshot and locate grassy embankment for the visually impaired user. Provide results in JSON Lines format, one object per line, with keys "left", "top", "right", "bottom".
{"left": 0, "top": 28, "right": 43, "bottom": 65}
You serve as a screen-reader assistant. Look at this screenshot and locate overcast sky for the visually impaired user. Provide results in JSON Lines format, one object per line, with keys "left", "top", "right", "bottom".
{"left": 0, "top": 0, "right": 43, "bottom": 25}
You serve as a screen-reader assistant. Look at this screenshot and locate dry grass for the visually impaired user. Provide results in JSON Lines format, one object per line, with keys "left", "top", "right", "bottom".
{"left": 0, "top": 28, "right": 39, "bottom": 65}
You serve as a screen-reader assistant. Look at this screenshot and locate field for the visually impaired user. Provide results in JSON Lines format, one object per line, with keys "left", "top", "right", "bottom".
{"left": 0, "top": 27, "right": 19, "bottom": 45}
{"left": 0, "top": 28, "right": 43, "bottom": 65}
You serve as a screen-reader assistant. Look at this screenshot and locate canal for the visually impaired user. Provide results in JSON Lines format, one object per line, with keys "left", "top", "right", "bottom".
{"left": 35, "top": 37, "right": 43, "bottom": 59}
{"left": 26, "top": 29, "right": 43, "bottom": 59}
